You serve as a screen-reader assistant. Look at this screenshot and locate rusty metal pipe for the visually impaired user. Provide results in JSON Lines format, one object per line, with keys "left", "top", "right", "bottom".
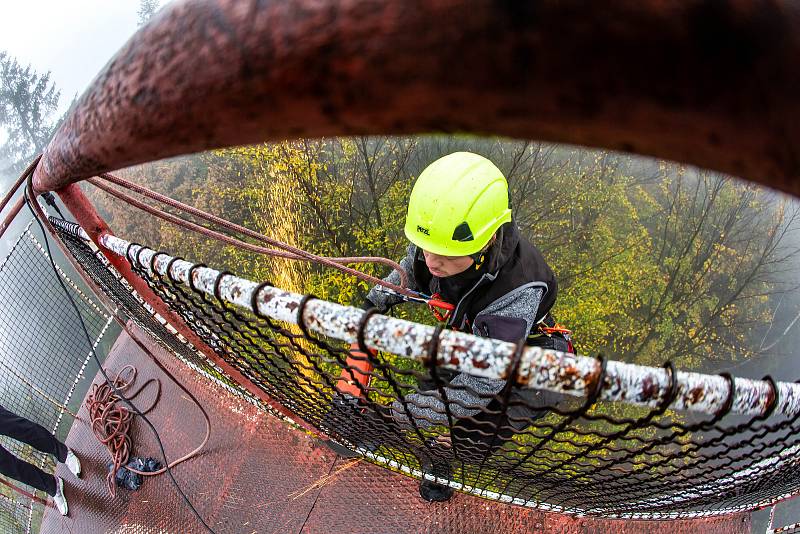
{"left": 1, "top": 156, "right": 39, "bottom": 215}
{"left": 32, "top": 0, "right": 800, "bottom": 197}
{"left": 96, "top": 230, "right": 800, "bottom": 418}
{"left": 1, "top": 156, "right": 40, "bottom": 241}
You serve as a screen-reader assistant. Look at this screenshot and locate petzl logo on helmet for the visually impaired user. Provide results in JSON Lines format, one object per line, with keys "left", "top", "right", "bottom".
{"left": 417, "top": 225, "right": 430, "bottom": 236}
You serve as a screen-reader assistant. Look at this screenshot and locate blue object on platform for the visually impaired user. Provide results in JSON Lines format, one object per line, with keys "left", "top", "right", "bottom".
{"left": 108, "top": 456, "right": 162, "bottom": 491}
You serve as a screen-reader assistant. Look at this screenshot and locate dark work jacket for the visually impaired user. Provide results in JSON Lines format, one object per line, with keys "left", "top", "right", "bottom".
{"left": 410, "top": 222, "right": 557, "bottom": 340}
{"left": 368, "top": 222, "right": 566, "bottom": 430}
{"left": 367, "top": 222, "right": 557, "bottom": 342}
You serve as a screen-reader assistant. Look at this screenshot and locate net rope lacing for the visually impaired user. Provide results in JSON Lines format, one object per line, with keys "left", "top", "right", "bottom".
{"left": 46, "top": 212, "right": 800, "bottom": 519}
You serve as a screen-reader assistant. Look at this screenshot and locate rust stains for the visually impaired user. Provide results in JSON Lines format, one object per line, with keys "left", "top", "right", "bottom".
{"left": 471, "top": 357, "right": 490, "bottom": 370}
{"left": 33, "top": 0, "right": 800, "bottom": 203}
{"left": 687, "top": 386, "right": 705, "bottom": 406}
{"left": 641, "top": 376, "right": 658, "bottom": 401}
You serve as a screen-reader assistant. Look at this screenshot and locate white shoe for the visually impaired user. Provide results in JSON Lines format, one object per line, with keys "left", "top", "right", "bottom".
{"left": 64, "top": 449, "right": 81, "bottom": 478}
{"left": 53, "top": 477, "right": 68, "bottom": 516}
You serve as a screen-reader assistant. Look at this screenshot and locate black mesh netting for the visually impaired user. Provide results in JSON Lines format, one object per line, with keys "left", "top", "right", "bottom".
{"left": 52, "top": 223, "right": 271, "bottom": 412}
{"left": 53, "top": 222, "right": 800, "bottom": 518}
{"left": 0, "top": 223, "right": 112, "bottom": 534}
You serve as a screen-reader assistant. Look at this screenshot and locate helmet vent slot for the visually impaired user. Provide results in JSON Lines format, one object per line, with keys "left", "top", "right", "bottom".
{"left": 452, "top": 222, "right": 474, "bottom": 242}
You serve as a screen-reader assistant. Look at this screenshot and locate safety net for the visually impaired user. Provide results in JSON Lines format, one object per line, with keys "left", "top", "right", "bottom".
{"left": 0, "top": 220, "right": 114, "bottom": 534}
{"left": 50, "top": 217, "right": 800, "bottom": 520}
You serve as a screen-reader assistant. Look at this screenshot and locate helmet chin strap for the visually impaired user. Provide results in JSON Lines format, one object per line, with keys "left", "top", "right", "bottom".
{"left": 468, "top": 231, "right": 499, "bottom": 269}
{"left": 469, "top": 250, "right": 486, "bottom": 270}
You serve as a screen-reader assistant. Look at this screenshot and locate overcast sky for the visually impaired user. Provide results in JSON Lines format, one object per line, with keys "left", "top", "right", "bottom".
{"left": 0, "top": 1, "right": 159, "bottom": 113}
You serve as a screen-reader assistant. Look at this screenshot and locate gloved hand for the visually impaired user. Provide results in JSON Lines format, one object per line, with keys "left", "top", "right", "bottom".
{"left": 336, "top": 342, "right": 377, "bottom": 397}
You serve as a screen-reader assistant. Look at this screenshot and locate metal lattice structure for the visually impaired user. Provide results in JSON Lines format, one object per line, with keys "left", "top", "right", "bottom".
{"left": 0, "top": 220, "right": 114, "bottom": 534}
{"left": 47, "top": 217, "right": 800, "bottom": 519}
{"left": 50, "top": 219, "right": 283, "bottom": 417}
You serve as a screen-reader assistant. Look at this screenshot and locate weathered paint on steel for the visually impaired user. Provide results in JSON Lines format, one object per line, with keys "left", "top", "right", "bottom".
{"left": 673, "top": 371, "right": 730, "bottom": 413}
{"left": 777, "top": 382, "right": 800, "bottom": 417}
{"left": 732, "top": 378, "right": 775, "bottom": 415}
{"left": 32, "top": 0, "right": 800, "bottom": 202}
{"left": 99, "top": 232, "right": 800, "bottom": 419}
{"left": 48, "top": 217, "right": 91, "bottom": 241}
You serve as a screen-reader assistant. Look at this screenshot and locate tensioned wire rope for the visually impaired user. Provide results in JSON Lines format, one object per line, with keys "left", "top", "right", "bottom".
{"left": 89, "top": 172, "right": 414, "bottom": 295}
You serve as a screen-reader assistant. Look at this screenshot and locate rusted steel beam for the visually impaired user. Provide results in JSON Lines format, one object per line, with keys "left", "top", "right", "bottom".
{"left": 98, "top": 231, "right": 800, "bottom": 418}
{"left": 54, "top": 184, "right": 327, "bottom": 438}
{"left": 1, "top": 157, "right": 39, "bottom": 215}
{"left": 33, "top": 0, "right": 800, "bottom": 197}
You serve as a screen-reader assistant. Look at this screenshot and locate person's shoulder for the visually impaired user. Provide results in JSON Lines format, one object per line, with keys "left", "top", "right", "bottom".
{"left": 509, "top": 229, "right": 553, "bottom": 273}
{"left": 515, "top": 232, "right": 545, "bottom": 259}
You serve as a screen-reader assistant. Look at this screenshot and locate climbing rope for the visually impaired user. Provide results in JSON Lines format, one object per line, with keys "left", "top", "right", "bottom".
{"left": 27, "top": 173, "right": 216, "bottom": 532}
{"left": 89, "top": 173, "right": 415, "bottom": 296}
{"left": 85, "top": 363, "right": 211, "bottom": 497}
{"left": 86, "top": 365, "right": 158, "bottom": 496}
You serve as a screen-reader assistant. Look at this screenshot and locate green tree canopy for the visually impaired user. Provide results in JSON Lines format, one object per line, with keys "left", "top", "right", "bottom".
{"left": 86, "top": 136, "right": 800, "bottom": 371}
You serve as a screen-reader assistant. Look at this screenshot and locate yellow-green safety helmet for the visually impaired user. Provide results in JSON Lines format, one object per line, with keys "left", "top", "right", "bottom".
{"left": 404, "top": 152, "right": 512, "bottom": 256}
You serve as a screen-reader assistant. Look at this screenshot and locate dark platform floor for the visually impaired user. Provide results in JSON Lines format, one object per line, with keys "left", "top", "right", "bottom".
{"left": 40, "top": 326, "right": 750, "bottom": 533}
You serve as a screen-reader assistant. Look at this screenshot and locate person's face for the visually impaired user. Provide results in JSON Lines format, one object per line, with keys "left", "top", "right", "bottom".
{"left": 422, "top": 249, "right": 474, "bottom": 278}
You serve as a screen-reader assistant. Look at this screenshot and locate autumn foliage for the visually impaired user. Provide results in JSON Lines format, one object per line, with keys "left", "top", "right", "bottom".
{"left": 86, "top": 136, "right": 800, "bottom": 371}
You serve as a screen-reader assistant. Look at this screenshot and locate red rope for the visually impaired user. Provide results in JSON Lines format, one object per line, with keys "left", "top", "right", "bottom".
{"left": 26, "top": 173, "right": 214, "bottom": 503}
{"left": 85, "top": 359, "right": 212, "bottom": 497}
{"left": 0, "top": 476, "right": 48, "bottom": 506}
{"left": 86, "top": 365, "right": 158, "bottom": 496}
{"left": 91, "top": 173, "right": 415, "bottom": 295}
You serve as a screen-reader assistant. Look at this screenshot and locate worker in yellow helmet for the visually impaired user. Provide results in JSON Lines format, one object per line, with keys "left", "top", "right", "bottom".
{"left": 355, "top": 152, "right": 570, "bottom": 502}
{"left": 368, "top": 151, "right": 559, "bottom": 330}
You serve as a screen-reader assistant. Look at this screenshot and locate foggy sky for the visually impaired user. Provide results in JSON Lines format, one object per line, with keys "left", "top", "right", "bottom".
{"left": 0, "top": 1, "right": 149, "bottom": 114}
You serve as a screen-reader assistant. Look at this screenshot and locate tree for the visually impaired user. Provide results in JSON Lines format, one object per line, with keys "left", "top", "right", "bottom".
{"left": 624, "top": 170, "right": 800, "bottom": 369}
{"left": 0, "top": 51, "right": 60, "bottom": 174}
{"left": 138, "top": 0, "right": 161, "bottom": 26}
{"left": 84, "top": 135, "right": 800, "bottom": 373}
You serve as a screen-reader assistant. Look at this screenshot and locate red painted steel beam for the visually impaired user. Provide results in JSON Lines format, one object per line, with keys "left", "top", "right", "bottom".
{"left": 0, "top": 196, "right": 25, "bottom": 242}
{"left": 32, "top": 0, "right": 800, "bottom": 197}
{"left": 55, "top": 182, "right": 328, "bottom": 438}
